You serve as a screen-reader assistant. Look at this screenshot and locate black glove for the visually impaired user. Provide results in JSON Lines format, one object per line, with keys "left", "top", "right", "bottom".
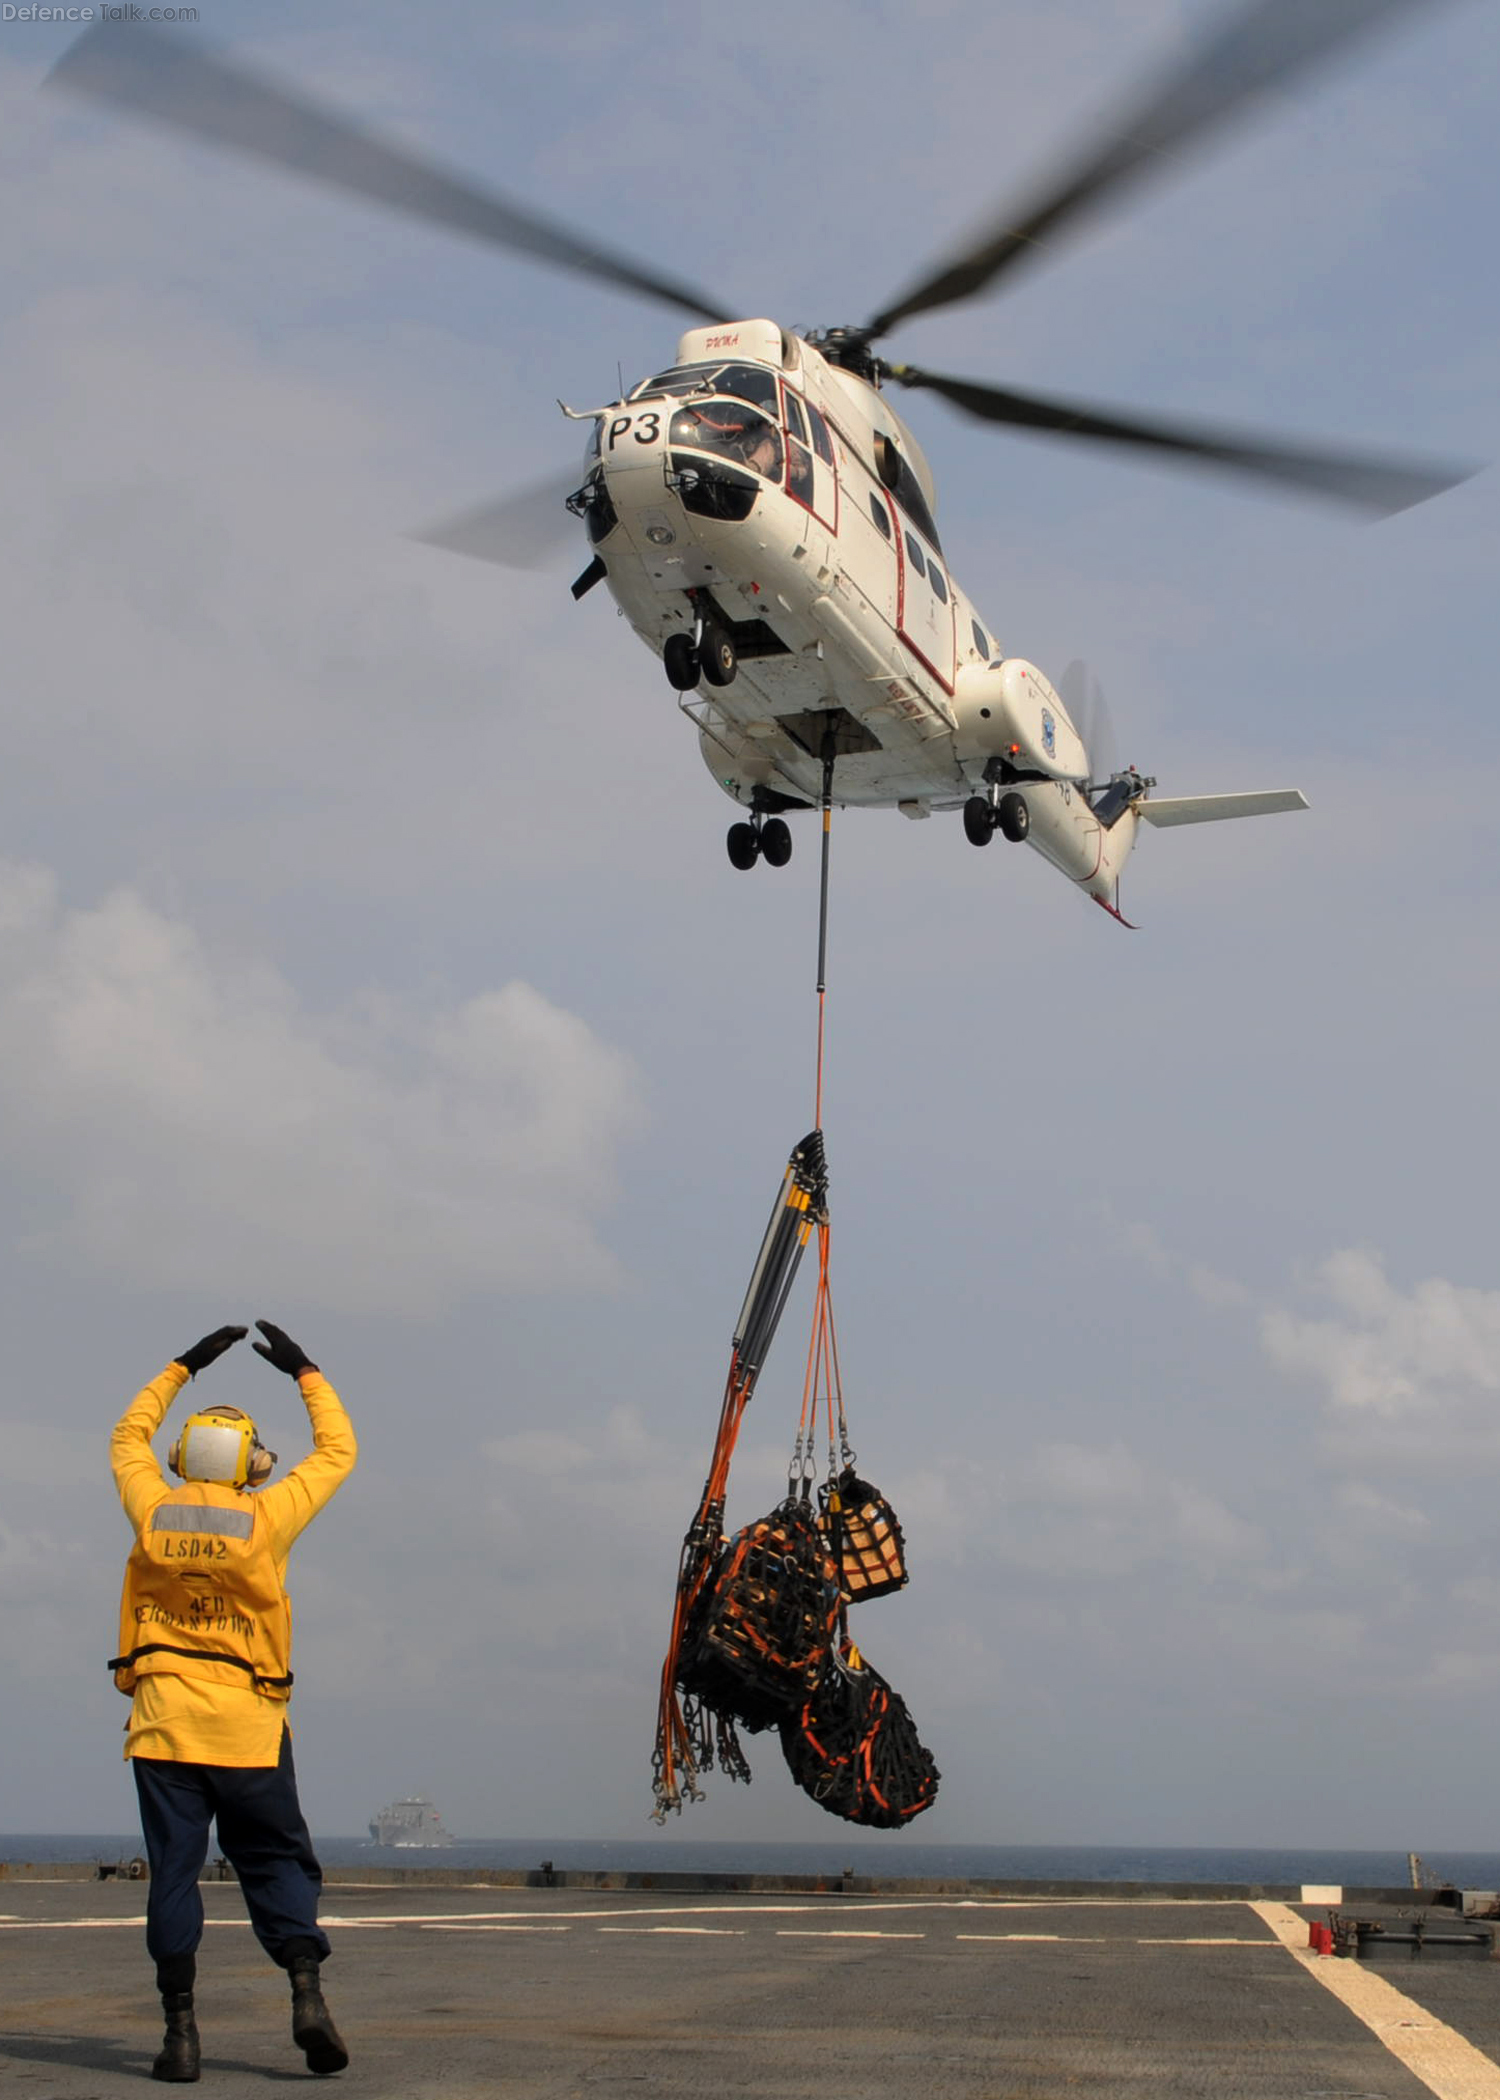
{"left": 253, "top": 1319, "right": 318, "bottom": 1378}
{"left": 174, "top": 1326, "right": 249, "bottom": 1378}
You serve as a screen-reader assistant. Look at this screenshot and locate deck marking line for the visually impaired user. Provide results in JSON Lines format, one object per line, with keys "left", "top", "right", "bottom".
{"left": 316, "top": 1901, "right": 855, "bottom": 1926}
{"left": 956, "top": 1934, "right": 1105, "bottom": 1943}
{"left": 1254, "top": 1901, "right": 1500, "bottom": 2100}
{"left": 777, "top": 1930, "right": 926, "bottom": 1939}
{"left": 421, "top": 1923, "right": 571, "bottom": 1933}
{"left": 596, "top": 1926, "right": 746, "bottom": 1936}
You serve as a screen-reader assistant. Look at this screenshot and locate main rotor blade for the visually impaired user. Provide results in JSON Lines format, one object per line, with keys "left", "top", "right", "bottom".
{"left": 410, "top": 469, "right": 583, "bottom": 569}
{"left": 47, "top": 23, "right": 730, "bottom": 324}
{"left": 888, "top": 365, "right": 1475, "bottom": 515}
{"left": 867, "top": 0, "right": 1452, "bottom": 336}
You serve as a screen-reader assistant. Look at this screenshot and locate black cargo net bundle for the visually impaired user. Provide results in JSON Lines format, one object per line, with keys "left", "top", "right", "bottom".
{"left": 677, "top": 1491, "right": 842, "bottom": 1734}
{"left": 780, "top": 1643, "right": 940, "bottom": 1827}
{"left": 820, "top": 1468, "right": 908, "bottom": 1605}
{"left": 651, "top": 1129, "right": 938, "bottom": 1827}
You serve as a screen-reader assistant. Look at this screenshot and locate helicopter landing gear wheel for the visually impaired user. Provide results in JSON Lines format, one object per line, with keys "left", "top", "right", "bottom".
{"left": 963, "top": 794, "right": 995, "bottom": 846}
{"left": 997, "top": 791, "right": 1030, "bottom": 843}
{"left": 699, "top": 621, "right": 737, "bottom": 688}
{"left": 726, "top": 821, "right": 760, "bottom": 871}
{"left": 663, "top": 632, "right": 700, "bottom": 691}
{"left": 760, "top": 816, "right": 792, "bottom": 867}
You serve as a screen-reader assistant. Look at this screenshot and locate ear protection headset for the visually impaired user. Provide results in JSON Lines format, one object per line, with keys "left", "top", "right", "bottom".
{"left": 168, "top": 1406, "right": 277, "bottom": 1490}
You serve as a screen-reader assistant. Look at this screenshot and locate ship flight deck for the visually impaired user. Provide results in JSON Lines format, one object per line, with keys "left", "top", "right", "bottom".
{"left": 4, "top": 1873, "right": 1500, "bottom": 2097}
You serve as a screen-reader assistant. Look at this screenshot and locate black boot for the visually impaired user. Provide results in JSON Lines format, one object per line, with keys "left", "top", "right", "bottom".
{"left": 151, "top": 1993, "right": 200, "bottom": 2083}
{"left": 287, "top": 1953, "right": 348, "bottom": 2076}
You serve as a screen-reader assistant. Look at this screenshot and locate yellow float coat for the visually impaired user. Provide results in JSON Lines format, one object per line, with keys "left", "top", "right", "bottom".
{"left": 110, "top": 1362, "right": 357, "bottom": 1766}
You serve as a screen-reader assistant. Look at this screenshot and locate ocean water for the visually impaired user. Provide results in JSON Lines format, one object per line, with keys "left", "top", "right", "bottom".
{"left": 7, "top": 1834, "right": 1500, "bottom": 1887}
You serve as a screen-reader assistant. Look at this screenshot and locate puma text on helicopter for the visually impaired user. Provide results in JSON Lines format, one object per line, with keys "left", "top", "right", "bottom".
{"left": 49, "top": 0, "right": 1477, "bottom": 923}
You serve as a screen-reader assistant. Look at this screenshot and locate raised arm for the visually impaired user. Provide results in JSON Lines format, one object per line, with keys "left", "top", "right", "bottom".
{"left": 252, "top": 1320, "right": 358, "bottom": 1552}
{"left": 109, "top": 1325, "right": 249, "bottom": 1534}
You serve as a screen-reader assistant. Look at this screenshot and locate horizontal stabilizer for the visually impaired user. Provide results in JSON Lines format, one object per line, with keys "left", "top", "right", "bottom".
{"left": 1138, "top": 789, "right": 1308, "bottom": 828}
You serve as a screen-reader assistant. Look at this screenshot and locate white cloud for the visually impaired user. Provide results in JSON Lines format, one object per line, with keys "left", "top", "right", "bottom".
{"left": 979, "top": 1438, "right": 1267, "bottom": 1579}
{"left": 1262, "top": 1248, "right": 1500, "bottom": 1419}
{"left": 0, "top": 862, "right": 641, "bottom": 1314}
{"left": 1332, "top": 1480, "right": 1429, "bottom": 1536}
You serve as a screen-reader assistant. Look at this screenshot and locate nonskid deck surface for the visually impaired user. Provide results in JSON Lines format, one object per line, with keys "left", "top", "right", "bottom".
{"left": 4, "top": 1880, "right": 1499, "bottom": 2098}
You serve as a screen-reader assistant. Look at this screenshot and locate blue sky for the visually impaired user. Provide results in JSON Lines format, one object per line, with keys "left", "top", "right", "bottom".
{"left": 0, "top": 0, "right": 1497, "bottom": 1852}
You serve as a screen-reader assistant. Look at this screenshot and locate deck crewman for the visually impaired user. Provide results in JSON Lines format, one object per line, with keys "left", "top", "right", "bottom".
{"left": 109, "top": 1320, "right": 357, "bottom": 2082}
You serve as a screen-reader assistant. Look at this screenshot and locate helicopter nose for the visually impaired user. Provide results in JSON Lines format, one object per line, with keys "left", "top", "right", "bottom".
{"left": 598, "top": 402, "right": 669, "bottom": 468}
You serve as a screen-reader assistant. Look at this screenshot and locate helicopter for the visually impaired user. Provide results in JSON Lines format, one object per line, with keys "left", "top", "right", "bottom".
{"left": 48, "top": 0, "right": 1475, "bottom": 922}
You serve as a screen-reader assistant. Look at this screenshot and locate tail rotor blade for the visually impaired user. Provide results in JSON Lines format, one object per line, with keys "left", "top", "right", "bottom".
{"left": 1058, "top": 660, "right": 1117, "bottom": 785}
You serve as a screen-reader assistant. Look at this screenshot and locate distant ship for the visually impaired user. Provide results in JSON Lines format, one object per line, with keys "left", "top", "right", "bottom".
{"left": 368, "top": 1797, "right": 453, "bottom": 1848}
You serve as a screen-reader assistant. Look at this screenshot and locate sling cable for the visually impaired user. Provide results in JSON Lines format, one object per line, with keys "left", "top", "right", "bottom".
{"left": 651, "top": 737, "right": 939, "bottom": 1827}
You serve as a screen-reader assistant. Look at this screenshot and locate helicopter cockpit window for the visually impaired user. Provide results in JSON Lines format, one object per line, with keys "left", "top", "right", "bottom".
{"left": 631, "top": 362, "right": 779, "bottom": 415}
{"left": 808, "top": 404, "right": 835, "bottom": 466}
{"left": 669, "top": 400, "right": 784, "bottom": 482}
{"left": 784, "top": 391, "right": 809, "bottom": 444}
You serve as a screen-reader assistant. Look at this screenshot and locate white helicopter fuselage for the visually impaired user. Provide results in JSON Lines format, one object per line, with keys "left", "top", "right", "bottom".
{"left": 577, "top": 318, "right": 1140, "bottom": 912}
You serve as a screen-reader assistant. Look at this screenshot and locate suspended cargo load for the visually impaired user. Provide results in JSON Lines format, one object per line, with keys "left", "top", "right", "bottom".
{"left": 780, "top": 1644, "right": 940, "bottom": 1827}
{"left": 651, "top": 1127, "right": 937, "bottom": 1828}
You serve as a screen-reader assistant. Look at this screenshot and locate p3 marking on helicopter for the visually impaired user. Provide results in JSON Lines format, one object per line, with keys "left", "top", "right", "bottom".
{"left": 49, "top": 0, "right": 1478, "bottom": 924}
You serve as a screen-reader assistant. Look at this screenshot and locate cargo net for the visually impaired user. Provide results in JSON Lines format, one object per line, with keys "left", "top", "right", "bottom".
{"left": 819, "top": 1468, "right": 908, "bottom": 1605}
{"left": 678, "top": 1493, "right": 843, "bottom": 1735}
{"left": 651, "top": 1131, "right": 938, "bottom": 1827}
{"left": 780, "top": 1644, "right": 940, "bottom": 1827}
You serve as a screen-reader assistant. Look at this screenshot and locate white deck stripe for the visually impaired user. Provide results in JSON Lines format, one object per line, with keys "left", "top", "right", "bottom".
{"left": 1254, "top": 1901, "right": 1500, "bottom": 2100}
{"left": 777, "top": 1930, "right": 925, "bottom": 1939}
{"left": 955, "top": 1934, "right": 1261, "bottom": 1946}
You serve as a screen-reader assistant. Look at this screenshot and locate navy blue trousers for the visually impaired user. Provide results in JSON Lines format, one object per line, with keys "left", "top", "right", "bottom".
{"left": 132, "top": 1727, "right": 330, "bottom": 1971}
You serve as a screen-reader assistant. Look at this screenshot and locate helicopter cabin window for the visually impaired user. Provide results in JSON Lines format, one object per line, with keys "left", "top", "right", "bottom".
{"left": 905, "top": 531, "right": 926, "bottom": 578}
{"left": 928, "top": 561, "right": 948, "bottom": 604}
{"left": 869, "top": 492, "right": 892, "bottom": 538}
{"left": 808, "top": 404, "right": 835, "bottom": 467}
{"left": 971, "top": 619, "right": 989, "bottom": 658}
{"left": 884, "top": 453, "right": 941, "bottom": 550}
{"left": 670, "top": 401, "right": 783, "bottom": 482}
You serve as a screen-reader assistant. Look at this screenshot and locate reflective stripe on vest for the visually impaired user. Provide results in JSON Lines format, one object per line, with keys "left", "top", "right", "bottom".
{"left": 151, "top": 1504, "right": 253, "bottom": 1539}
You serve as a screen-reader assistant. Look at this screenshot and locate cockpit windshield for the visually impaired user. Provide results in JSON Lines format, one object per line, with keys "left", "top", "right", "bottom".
{"left": 669, "top": 400, "right": 783, "bottom": 481}
{"left": 630, "top": 362, "right": 780, "bottom": 416}
{"left": 668, "top": 396, "right": 781, "bottom": 480}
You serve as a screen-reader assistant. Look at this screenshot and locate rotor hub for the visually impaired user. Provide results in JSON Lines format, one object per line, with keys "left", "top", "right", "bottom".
{"left": 808, "top": 328, "right": 883, "bottom": 385}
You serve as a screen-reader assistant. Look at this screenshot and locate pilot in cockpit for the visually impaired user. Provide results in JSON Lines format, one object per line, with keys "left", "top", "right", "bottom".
{"left": 671, "top": 403, "right": 783, "bottom": 482}
{"left": 741, "top": 422, "right": 784, "bottom": 480}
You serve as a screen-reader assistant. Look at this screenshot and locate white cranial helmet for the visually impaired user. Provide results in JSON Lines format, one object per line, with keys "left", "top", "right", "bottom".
{"left": 168, "top": 1406, "right": 276, "bottom": 1489}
